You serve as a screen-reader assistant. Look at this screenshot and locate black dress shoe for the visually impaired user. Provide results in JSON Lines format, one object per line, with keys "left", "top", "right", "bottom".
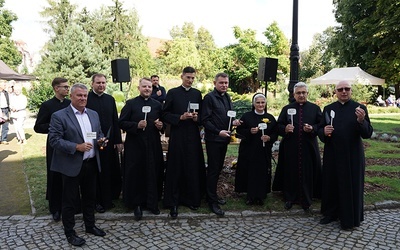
{"left": 52, "top": 211, "right": 61, "bottom": 222}
{"left": 187, "top": 205, "right": 199, "bottom": 211}
{"left": 340, "top": 224, "right": 353, "bottom": 231}
{"left": 150, "top": 208, "right": 160, "bottom": 215}
{"left": 85, "top": 226, "right": 106, "bottom": 236}
{"left": 209, "top": 203, "right": 225, "bottom": 216}
{"left": 256, "top": 199, "right": 264, "bottom": 206}
{"left": 95, "top": 204, "right": 105, "bottom": 213}
{"left": 170, "top": 206, "right": 178, "bottom": 218}
{"left": 319, "top": 216, "right": 337, "bottom": 225}
{"left": 67, "top": 234, "right": 86, "bottom": 246}
{"left": 217, "top": 198, "right": 226, "bottom": 205}
{"left": 284, "top": 201, "right": 292, "bottom": 210}
{"left": 134, "top": 206, "right": 143, "bottom": 220}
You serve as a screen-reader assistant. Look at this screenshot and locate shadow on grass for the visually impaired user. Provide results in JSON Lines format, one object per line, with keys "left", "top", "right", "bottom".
{"left": 0, "top": 146, "right": 31, "bottom": 215}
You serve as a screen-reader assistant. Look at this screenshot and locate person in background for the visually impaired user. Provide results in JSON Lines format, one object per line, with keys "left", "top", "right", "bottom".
{"left": 202, "top": 72, "right": 241, "bottom": 216}
{"left": 34, "top": 77, "right": 71, "bottom": 222}
{"left": 376, "top": 95, "right": 385, "bottom": 106}
{"left": 0, "top": 81, "right": 10, "bottom": 145}
{"left": 86, "top": 73, "right": 123, "bottom": 213}
{"left": 272, "top": 82, "right": 322, "bottom": 211}
{"left": 234, "top": 93, "right": 278, "bottom": 206}
{"left": 49, "top": 83, "right": 107, "bottom": 246}
{"left": 150, "top": 75, "right": 166, "bottom": 104}
{"left": 9, "top": 84, "right": 27, "bottom": 144}
{"left": 318, "top": 80, "right": 373, "bottom": 231}
{"left": 118, "top": 77, "right": 164, "bottom": 220}
{"left": 386, "top": 95, "right": 394, "bottom": 106}
{"left": 162, "top": 66, "right": 205, "bottom": 218}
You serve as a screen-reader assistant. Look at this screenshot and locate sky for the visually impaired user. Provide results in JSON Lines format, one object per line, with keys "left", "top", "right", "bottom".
{"left": 4, "top": 0, "right": 337, "bottom": 55}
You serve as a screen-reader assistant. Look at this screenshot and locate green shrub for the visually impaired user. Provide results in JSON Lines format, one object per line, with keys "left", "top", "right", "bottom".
{"left": 27, "top": 81, "right": 54, "bottom": 113}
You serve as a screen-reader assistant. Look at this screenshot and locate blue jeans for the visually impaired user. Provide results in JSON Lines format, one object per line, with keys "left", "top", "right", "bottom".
{"left": 1, "top": 108, "right": 9, "bottom": 142}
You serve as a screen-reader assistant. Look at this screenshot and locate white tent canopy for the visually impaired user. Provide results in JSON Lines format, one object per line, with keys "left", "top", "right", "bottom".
{"left": 310, "top": 67, "right": 385, "bottom": 86}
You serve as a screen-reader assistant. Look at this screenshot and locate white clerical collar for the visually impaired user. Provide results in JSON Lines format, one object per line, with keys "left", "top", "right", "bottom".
{"left": 254, "top": 110, "right": 265, "bottom": 115}
{"left": 181, "top": 85, "right": 191, "bottom": 91}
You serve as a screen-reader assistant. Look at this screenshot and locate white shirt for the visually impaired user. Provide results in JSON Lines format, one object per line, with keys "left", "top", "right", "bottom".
{"left": 0, "top": 92, "right": 7, "bottom": 108}
{"left": 71, "top": 105, "right": 95, "bottom": 160}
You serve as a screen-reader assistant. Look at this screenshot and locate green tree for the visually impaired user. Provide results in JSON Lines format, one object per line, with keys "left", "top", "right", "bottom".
{"left": 262, "top": 22, "right": 291, "bottom": 96}
{"left": 332, "top": 0, "right": 400, "bottom": 97}
{"left": 221, "top": 25, "right": 290, "bottom": 94}
{"left": 300, "top": 27, "right": 338, "bottom": 82}
{"left": 79, "top": 1, "right": 153, "bottom": 77}
{"left": 164, "top": 37, "right": 201, "bottom": 75}
{"left": 160, "top": 22, "right": 219, "bottom": 80}
{"left": 195, "top": 27, "right": 221, "bottom": 81}
{"left": 221, "top": 26, "right": 265, "bottom": 93}
{"left": 35, "top": 23, "right": 108, "bottom": 84}
{"left": 0, "top": 0, "right": 22, "bottom": 68}
{"left": 40, "top": 0, "right": 77, "bottom": 38}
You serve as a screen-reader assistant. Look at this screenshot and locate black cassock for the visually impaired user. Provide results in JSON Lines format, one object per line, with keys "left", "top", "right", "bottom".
{"left": 87, "top": 91, "right": 122, "bottom": 208}
{"left": 272, "top": 101, "right": 322, "bottom": 208}
{"left": 34, "top": 97, "right": 71, "bottom": 214}
{"left": 118, "top": 96, "right": 164, "bottom": 210}
{"left": 162, "top": 86, "right": 206, "bottom": 208}
{"left": 235, "top": 111, "right": 278, "bottom": 201}
{"left": 318, "top": 100, "right": 373, "bottom": 228}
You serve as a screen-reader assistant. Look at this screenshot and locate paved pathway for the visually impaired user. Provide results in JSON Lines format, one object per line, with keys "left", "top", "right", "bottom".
{"left": 1, "top": 111, "right": 400, "bottom": 249}
{"left": 1, "top": 208, "right": 400, "bottom": 249}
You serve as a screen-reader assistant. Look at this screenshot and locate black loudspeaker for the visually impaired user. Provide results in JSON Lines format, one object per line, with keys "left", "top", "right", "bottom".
{"left": 257, "top": 57, "right": 278, "bottom": 82}
{"left": 111, "top": 59, "right": 131, "bottom": 82}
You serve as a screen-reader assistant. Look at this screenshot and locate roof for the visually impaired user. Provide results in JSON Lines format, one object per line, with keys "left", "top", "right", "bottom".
{"left": 310, "top": 67, "right": 384, "bottom": 86}
{"left": 0, "top": 60, "right": 35, "bottom": 81}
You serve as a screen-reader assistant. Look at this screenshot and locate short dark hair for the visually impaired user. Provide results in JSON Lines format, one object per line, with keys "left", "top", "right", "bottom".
{"left": 51, "top": 77, "right": 68, "bottom": 88}
{"left": 150, "top": 75, "right": 159, "bottom": 79}
{"left": 91, "top": 73, "right": 107, "bottom": 83}
{"left": 214, "top": 72, "right": 229, "bottom": 81}
{"left": 182, "top": 66, "right": 196, "bottom": 74}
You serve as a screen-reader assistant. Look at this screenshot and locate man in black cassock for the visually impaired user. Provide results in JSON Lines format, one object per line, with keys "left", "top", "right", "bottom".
{"left": 34, "top": 77, "right": 71, "bottom": 222}
{"left": 118, "top": 77, "right": 164, "bottom": 220}
{"left": 272, "top": 82, "right": 322, "bottom": 211}
{"left": 162, "top": 66, "right": 205, "bottom": 218}
{"left": 86, "top": 73, "right": 123, "bottom": 212}
{"left": 318, "top": 80, "right": 373, "bottom": 230}
{"left": 150, "top": 75, "right": 166, "bottom": 104}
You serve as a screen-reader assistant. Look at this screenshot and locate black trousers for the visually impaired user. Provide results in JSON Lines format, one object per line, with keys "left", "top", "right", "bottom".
{"left": 205, "top": 141, "right": 228, "bottom": 204}
{"left": 62, "top": 158, "right": 97, "bottom": 236}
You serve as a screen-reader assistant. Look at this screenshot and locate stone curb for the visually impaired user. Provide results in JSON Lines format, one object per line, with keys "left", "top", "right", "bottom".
{"left": 2, "top": 201, "right": 399, "bottom": 221}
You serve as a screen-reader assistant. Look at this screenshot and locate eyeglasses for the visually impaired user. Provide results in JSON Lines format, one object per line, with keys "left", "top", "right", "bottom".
{"left": 295, "top": 91, "right": 307, "bottom": 95}
{"left": 336, "top": 87, "right": 351, "bottom": 92}
{"left": 58, "top": 85, "right": 70, "bottom": 90}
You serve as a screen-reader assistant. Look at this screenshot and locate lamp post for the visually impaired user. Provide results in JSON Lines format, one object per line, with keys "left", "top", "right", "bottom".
{"left": 288, "top": 0, "right": 299, "bottom": 103}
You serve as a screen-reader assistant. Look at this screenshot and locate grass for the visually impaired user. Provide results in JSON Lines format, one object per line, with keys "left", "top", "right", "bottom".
{"left": 20, "top": 113, "right": 400, "bottom": 216}
{"left": 22, "top": 130, "right": 48, "bottom": 215}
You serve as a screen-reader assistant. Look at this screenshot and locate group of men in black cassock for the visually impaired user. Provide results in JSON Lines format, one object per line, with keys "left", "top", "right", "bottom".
{"left": 37, "top": 69, "right": 372, "bottom": 232}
